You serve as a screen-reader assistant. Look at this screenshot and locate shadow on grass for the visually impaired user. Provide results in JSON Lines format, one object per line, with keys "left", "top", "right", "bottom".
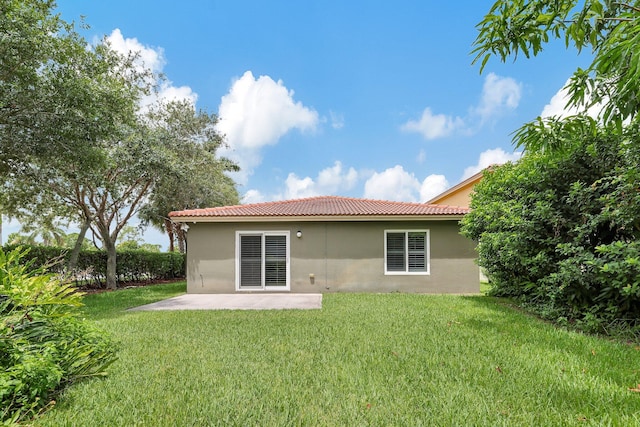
{"left": 459, "top": 294, "right": 558, "bottom": 332}
{"left": 459, "top": 294, "right": 640, "bottom": 388}
{"left": 80, "top": 281, "right": 186, "bottom": 320}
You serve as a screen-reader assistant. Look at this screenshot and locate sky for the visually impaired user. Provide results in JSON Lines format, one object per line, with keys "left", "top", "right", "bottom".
{"left": 4, "top": 1, "right": 591, "bottom": 249}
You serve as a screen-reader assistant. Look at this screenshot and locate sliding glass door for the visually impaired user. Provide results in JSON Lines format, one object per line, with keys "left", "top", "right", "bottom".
{"left": 237, "top": 231, "right": 290, "bottom": 290}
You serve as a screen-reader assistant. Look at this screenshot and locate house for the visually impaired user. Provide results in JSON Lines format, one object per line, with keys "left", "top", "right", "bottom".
{"left": 429, "top": 170, "right": 491, "bottom": 282}
{"left": 169, "top": 196, "right": 478, "bottom": 294}
{"left": 426, "top": 170, "right": 484, "bottom": 208}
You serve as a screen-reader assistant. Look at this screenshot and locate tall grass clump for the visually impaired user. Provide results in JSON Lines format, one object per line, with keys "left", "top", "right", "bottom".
{"left": 0, "top": 247, "right": 117, "bottom": 424}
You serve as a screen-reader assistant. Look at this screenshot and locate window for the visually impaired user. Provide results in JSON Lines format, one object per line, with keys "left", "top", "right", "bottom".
{"left": 384, "top": 230, "right": 429, "bottom": 274}
{"left": 236, "top": 231, "right": 290, "bottom": 290}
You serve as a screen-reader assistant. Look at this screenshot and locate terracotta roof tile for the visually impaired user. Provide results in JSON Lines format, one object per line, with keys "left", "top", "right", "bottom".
{"left": 169, "top": 196, "right": 469, "bottom": 219}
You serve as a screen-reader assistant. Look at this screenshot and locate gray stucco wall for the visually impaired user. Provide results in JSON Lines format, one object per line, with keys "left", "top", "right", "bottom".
{"left": 184, "top": 220, "right": 479, "bottom": 293}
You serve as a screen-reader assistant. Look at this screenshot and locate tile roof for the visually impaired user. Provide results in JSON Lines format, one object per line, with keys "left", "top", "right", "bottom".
{"left": 169, "top": 196, "right": 469, "bottom": 220}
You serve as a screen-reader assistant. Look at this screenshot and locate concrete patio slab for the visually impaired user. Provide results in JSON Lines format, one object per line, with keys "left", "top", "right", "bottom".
{"left": 128, "top": 293, "right": 323, "bottom": 311}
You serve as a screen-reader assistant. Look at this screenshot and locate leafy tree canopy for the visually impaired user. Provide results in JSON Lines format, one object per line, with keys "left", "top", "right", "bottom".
{"left": 0, "top": 0, "right": 143, "bottom": 176}
{"left": 3, "top": 99, "right": 238, "bottom": 287}
{"left": 138, "top": 101, "right": 239, "bottom": 252}
{"left": 473, "top": 0, "right": 640, "bottom": 151}
{"left": 1, "top": 1, "right": 239, "bottom": 287}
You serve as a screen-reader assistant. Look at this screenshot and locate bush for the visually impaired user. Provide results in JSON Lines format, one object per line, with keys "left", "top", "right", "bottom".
{"left": 461, "top": 128, "right": 640, "bottom": 332}
{"left": 1, "top": 245, "right": 186, "bottom": 288}
{"left": 0, "top": 247, "right": 117, "bottom": 424}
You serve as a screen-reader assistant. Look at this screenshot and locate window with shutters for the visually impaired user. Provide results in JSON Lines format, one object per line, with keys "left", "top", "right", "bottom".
{"left": 236, "top": 231, "right": 290, "bottom": 290}
{"left": 384, "top": 230, "right": 429, "bottom": 275}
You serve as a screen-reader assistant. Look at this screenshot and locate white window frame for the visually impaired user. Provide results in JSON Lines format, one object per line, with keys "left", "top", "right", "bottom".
{"left": 384, "top": 230, "right": 430, "bottom": 275}
{"left": 235, "top": 231, "right": 290, "bottom": 291}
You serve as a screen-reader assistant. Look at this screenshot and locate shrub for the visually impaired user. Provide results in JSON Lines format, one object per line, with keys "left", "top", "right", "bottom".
{"left": 461, "top": 129, "right": 640, "bottom": 332}
{"left": 1, "top": 245, "right": 186, "bottom": 288}
{"left": 0, "top": 247, "right": 117, "bottom": 424}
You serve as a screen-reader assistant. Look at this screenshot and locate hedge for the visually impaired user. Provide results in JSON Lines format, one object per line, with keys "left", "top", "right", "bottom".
{"left": 2, "top": 245, "right": 185, "bottom": 288}
{"left": 460, "top": 131, "right": 640, "bottom": 333}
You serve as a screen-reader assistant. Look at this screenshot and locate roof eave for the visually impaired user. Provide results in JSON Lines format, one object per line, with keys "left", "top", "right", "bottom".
{"left": 169, "top": 214, "right": 467, "bottom": 223}
{"left": 426, "top": 170, "right": 484, "bottom": 204}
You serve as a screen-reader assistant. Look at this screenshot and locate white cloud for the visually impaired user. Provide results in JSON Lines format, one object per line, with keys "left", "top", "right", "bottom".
{"left": 105, "top": 29, "right": 197, "bottom": 108}
{"left": 284, "top": 161, "right": 358, "bottom": 199}
{"left": 317, "top": 161, "right": 358, "bottom": 191}
{"left": 284, "top": 175, "right": 317, "bottom": 199}
{"left": 153, "top": 83, "right": 198, "bottom": 106}
{"left": 105, "top": 29, "right": 164, "bottom": 72}
{"left": 541, "top": 86, "right": 571, "bottom": 118}
{"left": 241, "top": 189, "right": 265, "bottom": 204}
{"left": 217, "top": 71, "right": 319, "bottom": 184}
{"left": 401, "top": 108, "right": 464, "bottom": 140}
{"left": 242, "top": 162, "right": 447, "bottom": 204}
{"left": 461, "top": 148, "right": 522, "bottom": 180}
{"left": 420, "top": 174, "right": 449, "bottom": 202}
{"left": 402, "top": 73, "right": 522, "bottom": 140}
{"left": 329, "top": 111, "right": 345, "bottom": 129}
{"left": 363, "top": 165, "right": 446, "bottom": 202}
{"left": 474, "top": 72, "right": 521, "bottom": 122}
{"left": 541, "top": 78, "right": 605, "bottom": 119}
{"left": 364, "top": 166, "right": 419, "bottom": 201}
{"left": 417, "top": 149, "right": 426, "bottom": 164}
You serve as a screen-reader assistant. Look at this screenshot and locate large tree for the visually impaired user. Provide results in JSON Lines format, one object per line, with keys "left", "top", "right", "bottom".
{"left": 5, "top": 100, "right": 237, "bottom": 288}
{"left": 2, "top": 2, "right": 238, "bottom": 287}
{"left": 138, "top": 101, "right": 239, "bottom": 253}
{"left": 0, "top": 0, "right": 140, "bottom": 174}
{"left": 1, "top": 0, "right": 146, "bottom": 249}
{"left": 473, "top": 0, "right": 640, "bottom": 151}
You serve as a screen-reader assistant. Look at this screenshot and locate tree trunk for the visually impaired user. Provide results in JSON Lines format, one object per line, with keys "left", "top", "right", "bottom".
{"left": 164, "top": 218, "right": 175, "bottom": 252}
{"left": 177, "top": 227, "right": 186, "bottom": 253}
{"left": 68, "top": 217, "right": 91, "bottom": 271}
{"left": 104, "top": 239, "right": 118, "bottom": 289}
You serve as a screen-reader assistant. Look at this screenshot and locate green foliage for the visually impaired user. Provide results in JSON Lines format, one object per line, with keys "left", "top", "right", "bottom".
{"left": 139, "top": 100, "right": 239, "bottom": 252}
{"left": 6, "top": 232, "right": 36, "bottom": 246}
{"left": 0, "top": 247, "right": 116, "bottom": 424}
{"left": 461, "top": 128, "right": 640, "bottom": 331}
{"left": 116, "top": 241, "right": 161, "bottom": 252}
{"left": 60, "top": 233, "right": 93, "bottom": 251}
{"left": 1, "top": 0, "right": 154, "bottom": 289}
{"left": 470, "top": 1, "right": 640, "bottom": 334}
{"left": 1, "top": 245, "right": 185, "bottom": 288}
{"left": 3, "top": 99, "right": 237, "bottom": 288}
{"left": 2, "top": 2, "right": 238, "bottom": 288}
{"left": 112, "top": 249, "right": 184, "bottom": 284}
{"left": 7, "top": 218, "right": 68, "bottom": 247}
{"left": 0, "top": 0, "right": 141, "bottom": 178}
{"left": 473, "top": 0, "right": 640, "bottom": 150}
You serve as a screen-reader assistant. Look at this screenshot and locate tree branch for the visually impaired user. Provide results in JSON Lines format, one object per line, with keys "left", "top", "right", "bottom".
{"left": 615, "top": 2, "right": 640, "bottom": 14}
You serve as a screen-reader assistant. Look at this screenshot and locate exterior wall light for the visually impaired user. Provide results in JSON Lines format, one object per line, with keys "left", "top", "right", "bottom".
{"left": 296, "top": 231, "right": 302, "bottom": 238}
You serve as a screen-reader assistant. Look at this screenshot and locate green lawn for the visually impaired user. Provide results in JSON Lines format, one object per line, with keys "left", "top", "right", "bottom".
{"left": 36, "top": 282, "right": 640, "bottom": 426}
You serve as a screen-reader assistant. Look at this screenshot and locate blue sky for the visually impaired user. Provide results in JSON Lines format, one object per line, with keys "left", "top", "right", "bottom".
{"left": 5, "top": 1, "right": 590, "bottom": 248}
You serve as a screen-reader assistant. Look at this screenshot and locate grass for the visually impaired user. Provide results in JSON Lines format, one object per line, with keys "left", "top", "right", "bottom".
{"left": 35, "top": 282, "right": 640, "bottom": 426}
{"left": 78, "top": 281, "right": 187, "bottom": 320}
{"left": 480, "top": 280, "right": 492, "bottom": 295}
